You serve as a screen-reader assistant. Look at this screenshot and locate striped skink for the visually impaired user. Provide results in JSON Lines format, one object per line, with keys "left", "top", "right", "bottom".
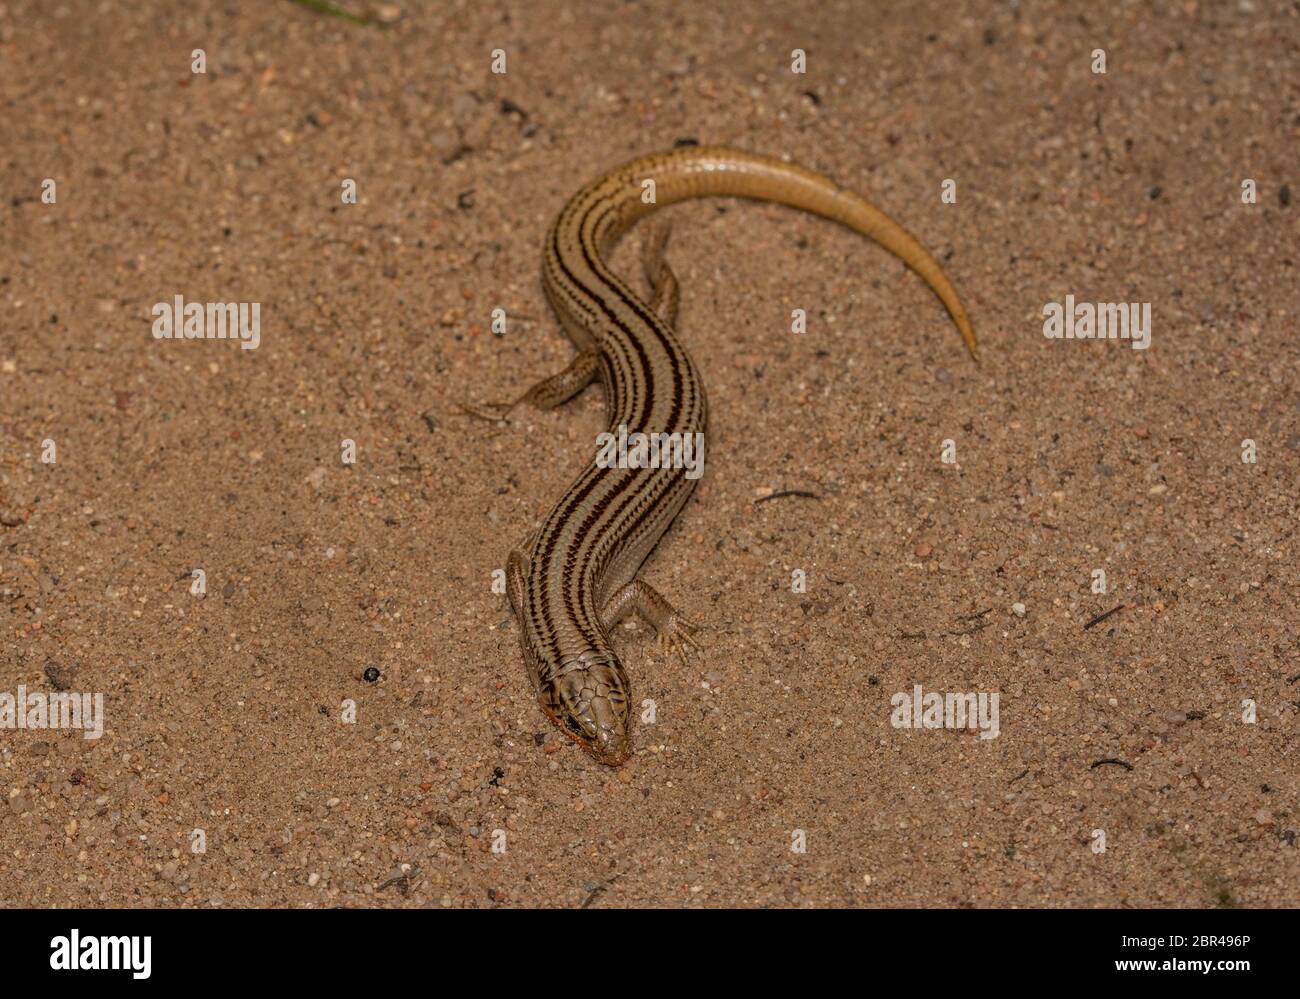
{"left": 470, "top": 146, "right": 976, "bottom": 765}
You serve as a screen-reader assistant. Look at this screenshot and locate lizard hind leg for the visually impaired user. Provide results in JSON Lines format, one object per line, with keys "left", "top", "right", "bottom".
{"left": 641, "top": 221, "right": 681, "bottom": 327}
{"left": 459, "top": 349, "right": 600, "bottom": 422}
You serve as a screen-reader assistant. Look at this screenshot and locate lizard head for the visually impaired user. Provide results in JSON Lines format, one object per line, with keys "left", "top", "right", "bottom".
{"left": 539, "top": 652, "right": 632, "bottom": 766}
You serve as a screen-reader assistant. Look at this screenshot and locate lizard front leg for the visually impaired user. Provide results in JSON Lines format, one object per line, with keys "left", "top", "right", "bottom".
{"left": 460, "top": 349, "right": 600, "bottom": 422}
{"left": 600, "top": 578, "right": 701, "bottom": 665}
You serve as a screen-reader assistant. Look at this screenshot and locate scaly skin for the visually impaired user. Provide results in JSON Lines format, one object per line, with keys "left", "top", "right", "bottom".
{"left": 490, "top": 146, "right": 976, "bottom": 765}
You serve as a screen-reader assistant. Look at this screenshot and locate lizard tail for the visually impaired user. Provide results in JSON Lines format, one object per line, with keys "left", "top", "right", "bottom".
{"left": 597, "top": 145, "right": 978, "bottom": 360}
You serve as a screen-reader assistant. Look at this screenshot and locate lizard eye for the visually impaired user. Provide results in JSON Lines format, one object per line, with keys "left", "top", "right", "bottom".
{"left": 564, "top": 716, "right": 584, "bottom": 736}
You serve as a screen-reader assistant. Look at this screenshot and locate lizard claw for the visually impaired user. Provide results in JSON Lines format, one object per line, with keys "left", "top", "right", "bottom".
{"left": 657, "top": 615, "right": 702, "bottom": 666}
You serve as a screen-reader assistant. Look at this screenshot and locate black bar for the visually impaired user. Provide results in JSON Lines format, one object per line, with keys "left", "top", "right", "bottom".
{"left": 2, "top": 908, "right": 1286, "bottom": 985}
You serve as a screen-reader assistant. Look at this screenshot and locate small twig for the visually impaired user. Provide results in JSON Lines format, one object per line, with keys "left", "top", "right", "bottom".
{"left": 1090, "top": 758, "right": 1133, "bottom": 771}
{"left": 946, "top": 607, "right": 993, "bottom": 636}
{"left": 288, "top": 0, "right": 375, "bottom": 25}
{"left": 754, "top": 489, "right": 821, "bottom": 506}
{"left": 579, "top": 874, "right": 621, "bottom": 909}
{"left": 377, "top": 866, "right": 421, "bottom": 895}
{"left": 1009, "top": 768, "right": 1029, "bottom": 784}
{"left": 1084, "top": 604, "right": 1126, "bottom": 630}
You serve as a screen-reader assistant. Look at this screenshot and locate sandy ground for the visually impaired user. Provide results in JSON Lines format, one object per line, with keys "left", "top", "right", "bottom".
{"left": 0, "top": 0, "right": 1296, "bottom": 908}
